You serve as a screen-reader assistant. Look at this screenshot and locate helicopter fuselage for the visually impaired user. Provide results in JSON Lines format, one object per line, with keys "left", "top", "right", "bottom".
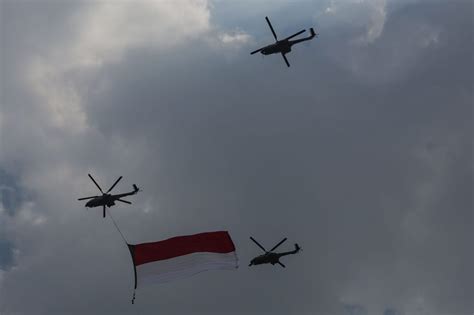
{"left": 261, "top": 40, "right": 292, "bottom": 55}
{"left": 85, "top": 190, "right": 137, "bottom": 208}
{"left": 249, "top": 244, "right": 300, "bottom": 267}
{"left": 250, "top": 252, "right": 282, "bottom": 265}
{"left": 85, "top": 194, "right": 115, "bottom": 208}
{"left": 78, "top": 174, "right": 139, "bottom": 218}
{"left": 250, "top": 21, "right": 317, "bottom": 67}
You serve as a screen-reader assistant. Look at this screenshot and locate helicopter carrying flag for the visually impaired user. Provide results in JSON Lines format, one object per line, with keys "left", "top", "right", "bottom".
{"left": 127, "top": 231, "right": 238, "bottom": 294}
{"left": 77, "top": 174, "right": 139, "bottom": 218}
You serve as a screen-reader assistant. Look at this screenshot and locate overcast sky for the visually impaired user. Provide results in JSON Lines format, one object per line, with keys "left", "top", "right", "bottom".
{"left": 0, "top": 0, "right": 472, "bottom": 314}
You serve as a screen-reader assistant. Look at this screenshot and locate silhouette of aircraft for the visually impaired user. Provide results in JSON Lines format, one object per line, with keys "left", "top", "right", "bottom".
{"left": 251, "top": 16, "right": 318, "bottom": 67}
{"left": 249, "top": 237, "right": 301, "bottom": 268}
{"left": 78, "top": 174, "right": 139, "bottom": 218}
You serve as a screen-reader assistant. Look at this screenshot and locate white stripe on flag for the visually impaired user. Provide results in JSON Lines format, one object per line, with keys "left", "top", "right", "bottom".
{"left": 136, "top": 251, "right": 238, "bottom": 285}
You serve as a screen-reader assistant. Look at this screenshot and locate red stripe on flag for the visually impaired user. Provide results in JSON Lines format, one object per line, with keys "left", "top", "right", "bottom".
{"left": 132, "top": 231, "right": 236, "bottom": 266}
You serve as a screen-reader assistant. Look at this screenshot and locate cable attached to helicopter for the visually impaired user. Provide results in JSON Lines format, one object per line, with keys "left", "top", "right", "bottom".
{"left": 105, "top": 208, "right": 136, "bottom": 304}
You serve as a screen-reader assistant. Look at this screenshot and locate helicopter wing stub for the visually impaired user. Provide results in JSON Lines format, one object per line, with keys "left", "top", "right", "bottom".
{"left": 106, "top": 176, "right": 123, "bottom": 193}
{"left": 284, "top": 29, "right": 305, "bottom": 41}
{"left": 78, "top": 196, "right": 98, "bottom": 200}
{"left": 103, "top": 205, "right": 106, "bottom": 218}
{"left": 281, "top": 53, "right": 290, "bottom": 67}
{"left": 265, "top": 16, "right": 278, "bottom": 41}
{"left": 250, "top": 237, "right": 267, "bottom": 252}
{"left": 117, "top": 199, "right": 132, "bottom": 204}
{"left": 88, "top": 174, "right": 104, "bottom": 193}
{"left": 277, "top": 261, "right": 286, "bottom": 268}
{"left": 270, "top": 237, "right": 287, "bottom": 252}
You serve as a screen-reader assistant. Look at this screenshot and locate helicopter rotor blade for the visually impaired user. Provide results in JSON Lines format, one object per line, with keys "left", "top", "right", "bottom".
{"left": 270, "top": 237, "right": 287, "bottom": 252}
{"left": 117, "top": 199, "right": 131, "bottom": 204}
{"left": 281, "top": 53, "right": 290, "bottom": 67}
{"left": 265, "top": 16, "right": 278, "bottom": 41}
{"left": 78, "top": 196, "right": 98, "bottom": 200}
{"left": 277, "top": 261, "right": 286, "bottom": 268}
{"left": 106, "top": 176, "right": 123, "bottom": 193}
{"left": 250, "top": 237, "right": 267, "bottom": 252}
{"left": 250, "top": 47, "right": 265, "bottom": 55}
{"left": 88, "top": 174, "right": 104, "bottom": 194}
{"left": 284, "top": 29, "right": 305, "bottom": 41}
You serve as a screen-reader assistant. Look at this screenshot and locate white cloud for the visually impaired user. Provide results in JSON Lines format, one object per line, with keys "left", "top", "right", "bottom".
{"left": 322, "top": 0, "right": 387, "bottom": 44}
{"left": 317, "top": 0, "right": 449, "bottom": 83}
{"left": 361, "top": 0, "right": 387, "bottom": 44}
{"left": 218, "top": 31, "right": 251, "bottom": 45}
{"left": 25, "top": 58, "right": 86, "bottom": 132}
{"left": 22, "top": 0, "right": 212, "bottom": 133}
{"left": 69, "top": 0, "right": 211, "bottom": 65}
{"left": 1, "top": 1, "right": 471, "bottom": 314}
{"left": 17, "top": 201, "right": 47, "bottom": 227}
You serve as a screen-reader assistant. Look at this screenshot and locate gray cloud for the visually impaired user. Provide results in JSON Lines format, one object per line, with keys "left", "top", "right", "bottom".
{"left": 0, "top": 0, "right": 472, "bottom": 314}
{"left": 0, "top": 239, "right": 13, "bottom": 270}
{"left": 0, "top": 169, "right": 26, "bottom": 216}
{"left": 0, "top": 169, "right": 27, "bottom": 271}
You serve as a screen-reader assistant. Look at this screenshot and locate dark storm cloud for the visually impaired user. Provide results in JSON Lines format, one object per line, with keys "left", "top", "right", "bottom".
{"left": 81, "top": 1, "right": 472, "bottom": 313}
{"left": 0, "top": 169, "right": 23, "bottom": 271}
{"left": 0, "top": 239, "right": 14, "bottom": 270}
{"left": 0, "top": 0, "right": 472, "bottom": 314}
{"left": 0, "top": 169, "right": 24, "bottom": 216}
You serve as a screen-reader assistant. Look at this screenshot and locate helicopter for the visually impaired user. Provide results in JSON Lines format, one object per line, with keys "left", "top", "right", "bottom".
{"left": 248, "top": 236, "right": 301, "bottom": 268}
{"left": 78, "top": 174, "right": 140, "bottom": 218}
{"left": 250, "top": 16, "right": 318, "bottom": 67}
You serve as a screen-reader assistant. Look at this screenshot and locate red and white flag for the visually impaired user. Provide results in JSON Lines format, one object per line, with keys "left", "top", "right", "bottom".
{"left": 128, "top": 231, "right": 238, "bottom": 288}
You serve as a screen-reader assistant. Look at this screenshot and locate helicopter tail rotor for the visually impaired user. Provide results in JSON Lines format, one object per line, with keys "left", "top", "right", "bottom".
{"left": 309, "top": 28, "right": 318, "bottom": 38}
{"left": 133, "top": 184, "right": 140, "bottom": 193}
{"left": 295, "top": 243, "right": 301, "bottom": 252}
